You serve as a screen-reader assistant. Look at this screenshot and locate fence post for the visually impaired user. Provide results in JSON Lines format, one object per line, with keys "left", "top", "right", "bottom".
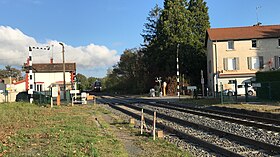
{"left": 234, "top": 79, "right": 237, "bottom": 101}
{"left": 51, "top": 97, "right": 53, "bottom": 108}
{"left": 153, "top": 111, "right": 156, "bottom": 140}
{"left": 141, "top": 109, "right": 144, "bottom": 135}
{"left": 220, "top": 82, "right": 223, "bottom": 104}
{"left": 245, "top": 82, "right": 248, "bottom": 102}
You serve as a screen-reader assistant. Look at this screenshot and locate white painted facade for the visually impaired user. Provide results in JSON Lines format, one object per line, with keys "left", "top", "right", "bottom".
{"left": 14, "top": 81, "right": 26, "bottom": 92}
{"left": 34, "top": 72, "right": 72, "bottom": 92}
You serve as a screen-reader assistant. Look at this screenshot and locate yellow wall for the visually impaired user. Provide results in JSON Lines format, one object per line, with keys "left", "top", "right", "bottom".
{"left": 207, "top": 37, "right": 280, "bottom": 94}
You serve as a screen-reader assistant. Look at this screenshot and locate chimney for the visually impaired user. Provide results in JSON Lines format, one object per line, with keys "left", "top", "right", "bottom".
{"left": 50, "top": 58, "right": 53, "bottom": 64}
{"left": 253, "top": 22, "right": 262, "bottom": 26}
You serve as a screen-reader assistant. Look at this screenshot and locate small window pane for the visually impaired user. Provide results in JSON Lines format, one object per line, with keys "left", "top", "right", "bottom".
{"left": 250, "top": 56, "right": 263, "bottom": 69}
{"left": 227, "top": 58, "right": 236, "bottom": 70}
{"left": 252, "top": 39, "right": 257, "bottom": 48}
{"left": 278, "top": 39, "right": 280, "bottom": 47}
{"left": 228, "top": 41, "right": 234, "bottom": 49}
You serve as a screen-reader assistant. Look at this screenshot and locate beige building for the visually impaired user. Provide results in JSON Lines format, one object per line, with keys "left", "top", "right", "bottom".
{"left": 206, "top": 24, "right": 280, "bottom": 95}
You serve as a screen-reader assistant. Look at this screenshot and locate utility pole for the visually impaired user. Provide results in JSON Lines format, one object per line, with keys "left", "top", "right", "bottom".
{"left": 59, "top": 42, "right": 66, "bottom": 101}
{"left": 201, "top": 70, "right": 205, "bottom": 97}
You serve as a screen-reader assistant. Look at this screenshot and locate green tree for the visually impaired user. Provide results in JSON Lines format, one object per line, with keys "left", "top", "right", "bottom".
{"left": 141, "top": 5, "right": 162, "bottom": 85}
{"left": 76, "top": 73, "right": 88, "bottom": 91}
{"left": 188, "top": 0, "right": 210, "bottom": 47}
{"left": 88, "top": 77, "right": 98, "bottom": 89}
{"left": 104, "top": 48, "right": 147, "bottom": 94}
{"left": 0, "top": 65, "right": 22, "bottom": 79}
{"left": 105, "top": 0, "right": 211, "bottom": 94}
{"left": 143, "top": 0, "right": 210, "bottom": 87}
{"left": 143, "top": 0, "right": 192, "bottom": 88}
{"left": 182, "top": 0, "right": 210, "bottom": 85}
{"left": 142, "top": 4, "right": 162, "bottom": 45}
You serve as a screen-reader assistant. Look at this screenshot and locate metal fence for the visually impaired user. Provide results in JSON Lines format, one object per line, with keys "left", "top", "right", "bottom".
{"left": 218, "top": 82, "right": 262, "bottom": 104}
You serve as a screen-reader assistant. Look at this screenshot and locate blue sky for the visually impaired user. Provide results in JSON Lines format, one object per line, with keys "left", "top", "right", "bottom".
{"left": 0, "top": 0, "right": 280, "bottom": 78}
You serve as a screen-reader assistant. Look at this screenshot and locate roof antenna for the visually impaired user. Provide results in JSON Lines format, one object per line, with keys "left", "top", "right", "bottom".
{"left": 50, "top": 45, "right": 54, "bottom": 64}
{"left": 255, "top": 6, "right": 262, "bottom": 26}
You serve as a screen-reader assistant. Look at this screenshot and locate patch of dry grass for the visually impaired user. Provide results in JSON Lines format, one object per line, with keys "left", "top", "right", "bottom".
{"left": 216, "top": 103, "right": 280, "bottom": 113}
{"left": 0, "top": 102, "right": 126, "bottom": 156}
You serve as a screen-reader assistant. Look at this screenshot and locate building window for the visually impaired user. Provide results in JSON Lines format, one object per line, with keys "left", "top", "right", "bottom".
{"left": 30, "top": 84, "right": 33, "bottom": 90}
{"left": 30, "top": 75, "right": 32, "bottom": 80}
{"left": 223, "top": 57, "right": 239, "bottom": 70}
{"left": 278, "top": 38, "right": 280, "bottom": 47}
{"left": 36, "top": 84, "right": 42, "bottom": 92}
{"left": 227, "top": 41, "right": 234, "bottom": 50}
{"left": 274, "top": 56, "right": 280, "bottom": 69}
{"left": 247, "top": 56, "right": 263, "bottom": 69}
{"left": 252, "top": 39, "right": 258, "bottom": 48}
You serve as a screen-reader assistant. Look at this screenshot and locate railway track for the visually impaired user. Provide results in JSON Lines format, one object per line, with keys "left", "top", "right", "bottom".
{"left": 97, "top": 96, "right": 280, "bottom": 157}
{"left": 128, "top": 98, "right": 280, "bottom": 132}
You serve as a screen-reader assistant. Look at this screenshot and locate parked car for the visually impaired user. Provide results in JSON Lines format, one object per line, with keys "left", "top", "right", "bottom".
{"left": 223, "top": 84, "right": 255, "bottom": 96}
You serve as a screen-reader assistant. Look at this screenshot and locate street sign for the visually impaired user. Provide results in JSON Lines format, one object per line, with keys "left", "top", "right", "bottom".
{"left": 52, "top": 87, "right": 58, "bottom": 97}
{"left": 28, "top": 89, "right": 33, "bottom": 94}
{"left": 187, "top": 86, "right": 197, "bottom": 90}
{"left": 252, "top": 83, "right": 261, "bottom": 87}
{"left": 201, "top": 78, "right": 204, "bottom": 84}
{"left": 70, "top": 90, "right": 80, "bottom": 94}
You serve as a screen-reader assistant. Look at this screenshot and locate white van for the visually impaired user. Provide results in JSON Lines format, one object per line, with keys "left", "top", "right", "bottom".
{"left": 224, "top": 84, "right": 255, "bottom": 96}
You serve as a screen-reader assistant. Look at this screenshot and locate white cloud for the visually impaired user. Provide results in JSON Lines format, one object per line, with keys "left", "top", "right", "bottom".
{"left": 0, "top": 26, "right": 120, "bottom": 74}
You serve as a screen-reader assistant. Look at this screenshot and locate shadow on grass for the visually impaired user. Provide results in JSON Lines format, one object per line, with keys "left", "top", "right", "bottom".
{"left": 135, "top": 132, "right": 151, "bottom": 137}
{"left": 110, "top": 121, "right": 129, "bottom": 125}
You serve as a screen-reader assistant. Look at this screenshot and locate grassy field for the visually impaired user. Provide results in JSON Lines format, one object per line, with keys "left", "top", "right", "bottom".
{"left": 0, "top": 102, "right": 191, "bottom": 157}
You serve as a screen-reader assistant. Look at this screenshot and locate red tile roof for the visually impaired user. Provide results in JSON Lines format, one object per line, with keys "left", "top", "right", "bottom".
{"left": 32, "top": 63, "right": 76, "bottom": 72}
{"left": 207, "top": 25, "right": 280, "bottom": 41}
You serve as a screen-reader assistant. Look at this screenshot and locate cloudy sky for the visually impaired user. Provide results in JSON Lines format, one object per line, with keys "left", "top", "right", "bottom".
{"left": 0, "top": 0, "right": 161, "bottom": 77}
{"left": 0, "top": 0, "right": 280, "bottom": 77}
{"left": 0, "top": 26, "right": 119, "bottom": 70}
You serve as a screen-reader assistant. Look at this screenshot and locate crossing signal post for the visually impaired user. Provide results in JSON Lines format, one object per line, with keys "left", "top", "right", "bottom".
{"left": 28, "top": 46, "right": 50, "bottom": 103}
{"left": 176, "top": 44, "right": 180, "bottom": 98}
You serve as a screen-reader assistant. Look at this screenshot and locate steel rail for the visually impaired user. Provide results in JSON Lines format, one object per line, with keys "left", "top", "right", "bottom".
{"left": 132, "top": 99, "right": 280, "bottom": 132}
{"left": 136, "top": 98, "right": 280, "bottom": 126}
{"left": 101, "top": 97, "right": 280, "bottom": 155}
{"left": 98, "top": 98, "right": 243, "bottom": 157}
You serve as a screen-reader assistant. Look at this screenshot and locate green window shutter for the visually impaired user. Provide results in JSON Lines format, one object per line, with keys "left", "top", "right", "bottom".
{"left": 259, "top": 56, "right": 264, "bottom": 69}
{"left": 235, "top": 57, "right": 239, "bottom": 70}
{"left": 223, "top": 58, "right": 228, "bottom": 70}
{"left": 274, "top": 56, "right": 279, "bottom": 68}
{"left": 247, "top": 57, "right": 252, "bottom": 70}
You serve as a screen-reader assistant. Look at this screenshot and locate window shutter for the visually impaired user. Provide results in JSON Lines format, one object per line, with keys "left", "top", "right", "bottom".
{"left": 274, "top": 56, "right": 279, "bottom": 69}
{"left": 235, "top": 57, "right": 239, "bottom": 70}
{"left": 259, "top": 56, "right": 264, "bottom": 69}
{"left": 247, "top": 57, "right": 252, "bottom": 70}
{"left": 223, "top": 58, "right": 228, "bottom": 70}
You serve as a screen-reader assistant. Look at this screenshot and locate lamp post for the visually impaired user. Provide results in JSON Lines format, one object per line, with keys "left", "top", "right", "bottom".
{"left": 59, "top": 42, "right": 66, "bottom": 100}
